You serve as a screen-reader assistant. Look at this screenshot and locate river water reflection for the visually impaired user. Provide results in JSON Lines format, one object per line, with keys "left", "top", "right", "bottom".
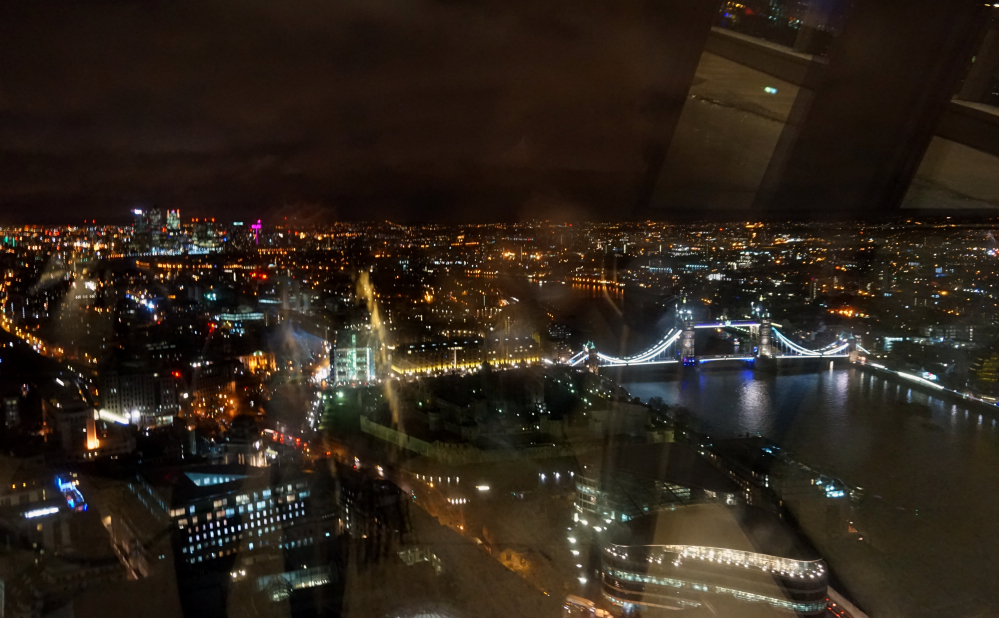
{"left": 501, "top": 279, "right": 999, "bottom": 616}
{"left": 621, "top": 367, "right": 999, "bottom": 618}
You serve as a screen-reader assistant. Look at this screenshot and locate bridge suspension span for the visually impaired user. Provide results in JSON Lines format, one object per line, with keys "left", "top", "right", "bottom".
{"left": 566, "top": 321, "right": 851, "bottom": 367}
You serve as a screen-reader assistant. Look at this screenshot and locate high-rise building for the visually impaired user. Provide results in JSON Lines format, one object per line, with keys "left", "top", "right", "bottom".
{"left": 132, "top": 208, "right": 151, "bottom": 253}
{"left": 132, "top": 208, "right": 149, "bottom": 235}
{"left": 148, "top": 208, "right": 164, "bottom": 252}
{"left": 167, "top": 209, "right": 180, "bottom": 231}
{"left": 192, "top": 218, "right": 218, "bottom": 252}
{"left": 131, "top": 207, "right": 165, "bottom": 253}
{"left": 149, "top": 464, "right": 341, "bottom": 566}
{"left": 227, "top": 220, "right": 252, "bottom": 250}
{"left": 126, "top": 463, "right": 344, "bottom": 617}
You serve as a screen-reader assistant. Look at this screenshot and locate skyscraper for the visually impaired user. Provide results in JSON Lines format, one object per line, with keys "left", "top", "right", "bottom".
{"left": 167, "top": 209, "right": 180, "bottom": 231}
{"left": 131, "top": 207, "right": 166, "bottom": 253}
{"left": 132, "top": 208, "right": 151, "bottom": 252}
{"left": 132, "top": 208, "right": 149, "bottom": 234}
{"left": 148, "top": 208, "right": 164, "bottom": 252}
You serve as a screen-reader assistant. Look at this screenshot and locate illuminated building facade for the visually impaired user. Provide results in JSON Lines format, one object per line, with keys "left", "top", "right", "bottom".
{"left": 122, "top": 465, "right": 344, "bottom": 616}
{"left": 971, "top": 351, "right": 999, "bottom": 395}
{"left": 392, "top": 337, "right": 483, "bottom": 375}
{"left": 601, "top": 504, "right": 828, "bottom": 616}
{"left": 217, "top": 309, "right": 267, "bottom": 335}
{"left": 485, "top": 333, "right": 540, "bottom": 365}
{"left": 137, "top": 465, "right": 340, "bottom": 567}
{"left": 4, "top": 396, "right": 19, "bottom": 427}
{"left": 99, "top": 366, "right": 180, "bottom": 427}
{"left": 193, "top": 218, "right": 218, "bottom": 252}
{"left": 237, "top": 350, "right": 276, "bottom": 375}
{"left": 333, "top": 331, "right": 375, "bottom": 383}
{"left": 0, "top": 473, "right": 88, "bottom": 553}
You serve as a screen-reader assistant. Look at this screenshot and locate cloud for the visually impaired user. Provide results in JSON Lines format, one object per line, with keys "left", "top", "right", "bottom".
{"left": 0, "top": 0, "right": 702, "bottom": 223}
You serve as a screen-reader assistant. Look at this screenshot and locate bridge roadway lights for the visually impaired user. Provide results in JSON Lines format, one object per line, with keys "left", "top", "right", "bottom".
{"left": 577, "top": 324, "right": 848, "bottom": 370}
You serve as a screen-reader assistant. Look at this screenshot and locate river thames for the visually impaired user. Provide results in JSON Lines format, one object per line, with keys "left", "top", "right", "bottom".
{"left": 499, "top": 277, "right": 999, "bottom": 617}
{"left": 621, "top": 367, "right": 999, "bottom": 618}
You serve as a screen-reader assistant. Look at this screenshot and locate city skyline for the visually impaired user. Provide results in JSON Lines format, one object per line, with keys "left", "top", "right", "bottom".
{"left": 1, "top": 212, "right": 998, "bottom": 617}
{"left": 3, "top": 0, "right": 999, "bottom": 616}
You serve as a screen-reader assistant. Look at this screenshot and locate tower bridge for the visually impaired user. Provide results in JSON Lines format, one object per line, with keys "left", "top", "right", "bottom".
{"left": 565, "top": 319, "right": 853, "bottom": 369}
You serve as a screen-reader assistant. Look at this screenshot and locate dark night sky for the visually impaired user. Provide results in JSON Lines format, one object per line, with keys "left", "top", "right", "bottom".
{"left": 3, "top": 0, "right": 995, "bottom": 225}
{"left": 0, "top": 0, "right": 681, "bottom": 224}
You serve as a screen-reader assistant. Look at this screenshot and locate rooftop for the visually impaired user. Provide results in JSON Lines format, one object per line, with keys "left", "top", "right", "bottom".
{"left": 710, "top": 436, "right": 781, "bottom": 477}
{"left": 577, "top": 442, "right": 740, "bottom": 495}
{"left": 139, "top": 463, "right": 315, "bottom": 507}
{"left": 607, "top": 503, "right": 821, "bottom": 562}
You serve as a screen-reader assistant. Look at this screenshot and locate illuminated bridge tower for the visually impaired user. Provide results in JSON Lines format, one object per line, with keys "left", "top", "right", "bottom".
{"left": 680, "top": 311, "right": 696, "bottom": 367}
{"left": 585, "top": 341, "right": 599, "bottom": 375}
{"left": 758, "top": 317, "right": 773, "bottom": 358}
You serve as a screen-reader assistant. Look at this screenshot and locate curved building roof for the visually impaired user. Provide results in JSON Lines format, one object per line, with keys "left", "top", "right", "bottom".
{"left": 605, "top": 503, "right": 821, "bottom": 562}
